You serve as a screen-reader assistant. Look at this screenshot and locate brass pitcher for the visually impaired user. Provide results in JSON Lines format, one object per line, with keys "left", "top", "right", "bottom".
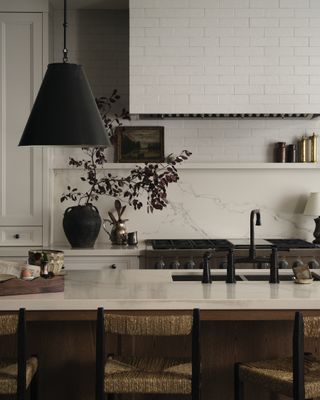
{"left": 103, "top": 200, "right": 128, "bottom": 245}
{"left": 103, "top": 219, "right": 128, "bottom": 245}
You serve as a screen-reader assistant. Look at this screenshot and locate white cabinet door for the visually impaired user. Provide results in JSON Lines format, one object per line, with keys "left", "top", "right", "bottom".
{"left": 0, "top": 13, "right": 43, "bottom": 226}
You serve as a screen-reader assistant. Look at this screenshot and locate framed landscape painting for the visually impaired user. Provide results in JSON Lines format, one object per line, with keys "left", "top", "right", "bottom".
{"left": 115, "top": 126, "right": 165, "bottom": 163}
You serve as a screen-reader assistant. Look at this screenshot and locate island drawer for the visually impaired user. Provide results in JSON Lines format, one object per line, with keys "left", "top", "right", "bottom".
{"left": 63, "top": 255, "right": 140, "bottom": 270}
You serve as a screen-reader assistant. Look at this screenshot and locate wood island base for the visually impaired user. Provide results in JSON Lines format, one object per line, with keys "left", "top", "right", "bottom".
{"left": 1, "top": 310, "right": 319, "bottom": 400}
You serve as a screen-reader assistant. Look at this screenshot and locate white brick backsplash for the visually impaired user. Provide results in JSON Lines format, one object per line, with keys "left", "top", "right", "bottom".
{"left": 265, "top": 85, "right": 294, "bottom": 94}
{"left": 234, "top": 47, "right": 264, "bottom": 56}
{"left": 236, "top": 66, "right": 264, "bottom": 75}
{"left": 206, "top": 8, "right": 235, "bottom": 17}
{"left": 295, "top": 47, "right": 320, "bottom": 56}
{"left": 205, "top": 85, "right": 234, "bottom": 94}
{"left": 280, "top": 94, "right": 309, "bottom": 104}
{"left": 220, "top": 56, "right": 250, "bottom": 65}
{"left": 234, "top": 28, "right": 264, "bottom": 37}
{"left": 159, "top": 37, "right": 188, "bottom": 46}
{"left": 235, "top": 85, "right": 264, "bottom": 94}
{"left": 205, "top": 27, "right": 234, "bottom": 37}
{"left": 145, "top": 8, "right": 205, "bottom": 18}
{"left": 189, "top": 17, "right": 218, "bottom": 27}
{"left": 220, "top": 75, "right": 249, "bottom": 84}
{"left": 236, "top": 8, "right": 264, "bottom": 17}
{"left": 265, "top": 47, "right": 294, "bottom": 56}
{"left": 310, "top": 56, "right": 320, "bottom": 65}
{"left": 280, "top": 56, "right": 309, "bottom": 65}
{"left": 265, "top": 27, "right": 294, "bottom": 36}
{"left": 251, "top": 18, "right": 279, "bottom": 27}
{"left": 250, "top": 95, "right": 280, "bottom": 104}
{"left": 280, "top": 0, "right": 309, "bottom": 8}
{"left": 130, "top": 0, "right": 320, "bottom": 114}
{"left": 174, "top": 85, "right": 204, "bottom": 94}
{"left": 250, "top": 0, "right": 279, "bottom": 8}
{"left": 133, "top": 18, "right": 159, "bottom": 27}
{"left": 250, "top": 37, "right": 279, "bottom": 46}
{"left": 250, "top": 56, "right": 279, "bottom": 66}
{"left": 160, "top": 18, "right": 189, "bottom": 27}
{"left": 280, "top": 18, "right": 308, "bottom": 27}
{"left": 219, "top": 18, "right": 249, "bottom": 27}
{"left": 220, "top": 37, "right": 250, "bottom": 47}
{"left": 295, "top": 85, "right": 320, "bottom": 94}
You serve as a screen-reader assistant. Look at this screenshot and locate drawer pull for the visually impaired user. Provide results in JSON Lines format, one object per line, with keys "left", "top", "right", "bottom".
{"left": 14, "top": 234, "right": 20, "bottom": 239}
{"left": 111, "top": 264, "right": 117, "bottom": 269}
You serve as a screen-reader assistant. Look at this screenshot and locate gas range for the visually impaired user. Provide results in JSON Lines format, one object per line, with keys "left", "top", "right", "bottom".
{"left": 151, "top": 238, "right": 316, "bottom": 250}
{"left": 144, "top": 238, "right": 319, "bottom": 270}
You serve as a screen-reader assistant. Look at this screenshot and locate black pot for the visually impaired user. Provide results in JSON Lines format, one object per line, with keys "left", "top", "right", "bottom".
{"left": 63, "top": 204, "right": 101, "bottom": 248}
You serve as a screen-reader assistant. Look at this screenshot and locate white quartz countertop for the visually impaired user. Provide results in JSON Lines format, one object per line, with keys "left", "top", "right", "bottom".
{"left": 2, "top": 269, "right": 320, "bottom": 311}
{"left": 0, "top": 243, "right": 144, "bottom": 257}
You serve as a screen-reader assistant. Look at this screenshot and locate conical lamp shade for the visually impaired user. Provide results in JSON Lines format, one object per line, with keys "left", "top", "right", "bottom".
{"left": 19, "top": 63, "right": 111, "bottom": 146}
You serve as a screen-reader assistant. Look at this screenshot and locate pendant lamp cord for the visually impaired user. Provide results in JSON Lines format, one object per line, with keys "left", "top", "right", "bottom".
{"left": 63, "top": 0, "right": 68, "bottom": 63}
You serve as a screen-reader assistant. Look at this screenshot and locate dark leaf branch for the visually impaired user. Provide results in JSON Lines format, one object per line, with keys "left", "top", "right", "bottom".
{"left": 60, "top": 149, "right": 192, "bottom": 213}
{"left": 60, "top": 90, "right": 192, "bottom": 213}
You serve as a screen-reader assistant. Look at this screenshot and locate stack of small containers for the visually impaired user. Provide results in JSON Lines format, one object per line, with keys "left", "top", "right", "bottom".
{"left": 274, "top": 133, "right": 318, "bottom": 163}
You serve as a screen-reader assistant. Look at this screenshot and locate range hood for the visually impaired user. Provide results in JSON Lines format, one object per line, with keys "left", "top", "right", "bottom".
{"left": 131, "top": 113, "right": 320, "bottom": 120}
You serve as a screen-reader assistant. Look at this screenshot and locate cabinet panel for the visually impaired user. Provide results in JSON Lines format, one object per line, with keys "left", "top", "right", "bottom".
{"left": 0, "top": 226, "right": 42, "bottom": 246}
{"left": 64, "top": 256, "right": 140, "bottom": 270}
{"left": 0, "top": 13, "right": 43, "bottom": 225}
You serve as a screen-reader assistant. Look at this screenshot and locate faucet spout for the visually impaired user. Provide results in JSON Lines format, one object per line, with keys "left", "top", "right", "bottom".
{"left": 249, "top": 209, "right": 261, "bottom": 260}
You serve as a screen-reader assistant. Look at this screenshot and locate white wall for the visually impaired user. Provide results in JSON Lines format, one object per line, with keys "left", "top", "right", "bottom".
{"left": 51, "top": 7, "right": 319, "bottom": 245}
{"left": 130, "top": 0, "right": 320, "bottom": 114}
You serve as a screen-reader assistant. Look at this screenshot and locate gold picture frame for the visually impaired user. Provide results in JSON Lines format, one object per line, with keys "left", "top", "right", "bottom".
{"left": 115, "top": 126, "right": 165, "bottom": 163}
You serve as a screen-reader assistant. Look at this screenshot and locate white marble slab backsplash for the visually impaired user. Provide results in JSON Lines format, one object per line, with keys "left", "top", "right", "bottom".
{"left": 52, "top": 167, "right": 317, "bottom": 245}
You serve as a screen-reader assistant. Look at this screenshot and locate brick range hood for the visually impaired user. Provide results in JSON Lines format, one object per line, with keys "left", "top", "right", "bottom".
{"left": 130, "top": 1, "right": 320, "bottom": 119}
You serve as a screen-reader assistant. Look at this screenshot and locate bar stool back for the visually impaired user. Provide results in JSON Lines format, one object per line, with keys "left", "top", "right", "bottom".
{"left": 96, "top": 308, "right": 200, "bottom": 400}
{"left": 0, "top": 308, "right": 38, "bottom": 400}
{"left": 235, "top": 312, "right": 320, "bottom": 400}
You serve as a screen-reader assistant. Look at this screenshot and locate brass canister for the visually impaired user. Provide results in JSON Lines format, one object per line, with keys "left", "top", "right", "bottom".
{"left": 310, "top": 132, "right": 318, "bottom": 163}
{"left": 299, "top": 136, "right": 307, "bottom": 162}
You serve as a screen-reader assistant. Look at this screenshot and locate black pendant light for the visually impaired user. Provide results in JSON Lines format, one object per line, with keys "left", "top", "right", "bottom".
{"left": 19, "top": 0, "right": 110, "bottom": 146}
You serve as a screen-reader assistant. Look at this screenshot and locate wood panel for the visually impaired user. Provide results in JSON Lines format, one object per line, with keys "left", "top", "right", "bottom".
{"left": 1, "top": 311, "right": 320, "bottom": 400}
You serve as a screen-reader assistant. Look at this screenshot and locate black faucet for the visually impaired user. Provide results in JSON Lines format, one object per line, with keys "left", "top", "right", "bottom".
{"left": 225, "top": 209, "right": 280, "bottom": 284}
{"left": 202, "top": 251, "right": 213, "bottom": 284}
{"left": 249, "top": 209, "right": 261, "bottom": 260}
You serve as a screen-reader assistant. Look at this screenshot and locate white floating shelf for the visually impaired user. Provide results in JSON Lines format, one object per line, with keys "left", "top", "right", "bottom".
{"left": 53, "top": 162, "right": 320, "bottom": 171}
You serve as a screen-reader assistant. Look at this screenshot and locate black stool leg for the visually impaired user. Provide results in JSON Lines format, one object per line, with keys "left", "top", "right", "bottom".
{"left": 30, "top": 370, "right": 39, "bottom": 400}
{"left": 234, "top": 363, "right": 244, "bottom": 400}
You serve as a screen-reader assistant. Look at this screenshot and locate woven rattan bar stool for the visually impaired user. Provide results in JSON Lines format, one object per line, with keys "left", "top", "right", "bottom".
{"left": 235, "top": 312, "right": 320, "bottom": 400}
{"left": 0, "top": 308, "right": 38, "bottom": 400}
{"left": 96, "top": 308, "right": 201, "bottom": 400}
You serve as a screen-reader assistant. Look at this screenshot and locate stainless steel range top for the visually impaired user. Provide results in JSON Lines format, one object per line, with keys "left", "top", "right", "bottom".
{"left": 144, "top": 239, "right": 319, "bottom": 270}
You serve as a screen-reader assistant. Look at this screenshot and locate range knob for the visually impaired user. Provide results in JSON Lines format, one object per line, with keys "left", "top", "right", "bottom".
{"left": 185, "top": 257, "right": 196, "bottom": 269}
{"left": 155, "top": 258, "right": 165, "bottom": 269}
{"left": 292, "top": 258, "right": 304, "bottom": 269}
{"left": 278, "top": 257, "right": 289, "bottom": 269}
{"left": 170, "top": 257, "right": 180, "bottom": 269}
{"left": 308, "top": 257, "right": 320, "bottom": 269}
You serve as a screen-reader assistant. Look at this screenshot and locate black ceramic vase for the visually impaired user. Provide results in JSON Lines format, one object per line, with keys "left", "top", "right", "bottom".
{"left": 63, "top": 204, "right": 101, "bottom": 248}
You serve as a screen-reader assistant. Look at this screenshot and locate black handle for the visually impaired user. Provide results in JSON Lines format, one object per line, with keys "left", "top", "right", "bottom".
{"left": 110, "top": 264, "right": 117, "bottom": 269}
{"left": 14, "top": 234, "right": 20, "bottom": 239}
{"left": 226, "top": 248, "right": 236, "bottom": 284}
{"left": 269, "top": 247, "right": 279, "bottom": 284}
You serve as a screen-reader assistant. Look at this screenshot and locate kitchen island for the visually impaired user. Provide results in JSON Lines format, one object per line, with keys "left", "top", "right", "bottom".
{"left": 1, "top": 269, "right": 320, "bottom": 400}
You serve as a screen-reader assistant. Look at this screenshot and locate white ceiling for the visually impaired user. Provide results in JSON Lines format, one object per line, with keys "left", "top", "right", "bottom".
{"left": 50, "top": 0, "right": 128, "bottom": 9}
